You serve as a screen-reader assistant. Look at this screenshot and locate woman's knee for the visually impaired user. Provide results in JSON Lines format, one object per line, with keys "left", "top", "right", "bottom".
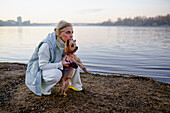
{"left": 54, "top": 69, "right": 62, "bottom": 82}
{"left": 43, "top": 69, "right": 62, "bottom": 83}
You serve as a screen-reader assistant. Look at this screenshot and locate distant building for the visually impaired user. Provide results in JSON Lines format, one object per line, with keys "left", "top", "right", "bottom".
{"left": 23, "top": 20, "right": 31, "bottom": 25}
{"left": 7, "top": 20, "right": 16, "bottom": 25}
{"left": 17, "top": 16, "right": 22, "bottom": 25}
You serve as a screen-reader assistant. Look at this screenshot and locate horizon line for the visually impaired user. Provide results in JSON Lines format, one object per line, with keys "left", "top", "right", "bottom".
{"left": 0, "top": 13, "right": 169, "bottom": 24}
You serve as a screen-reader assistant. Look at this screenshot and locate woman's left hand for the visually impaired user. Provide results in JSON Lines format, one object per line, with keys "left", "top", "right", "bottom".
{"left": 62, "top": 55, "right": 70, "bottom": 67}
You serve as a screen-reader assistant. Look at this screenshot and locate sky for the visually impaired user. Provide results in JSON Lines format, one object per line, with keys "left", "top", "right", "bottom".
{"left": 0, "top": 0, "right": 170, "bottom": 23}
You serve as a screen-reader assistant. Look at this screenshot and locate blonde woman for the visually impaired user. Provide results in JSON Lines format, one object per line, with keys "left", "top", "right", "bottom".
{"left": 25, "top": 20, "right": 83, "bottom": 96}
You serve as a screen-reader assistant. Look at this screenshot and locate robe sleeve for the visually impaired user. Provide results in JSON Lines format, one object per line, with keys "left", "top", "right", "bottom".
{"left": 38, "top": 43, "right": 63, "bottom": 70}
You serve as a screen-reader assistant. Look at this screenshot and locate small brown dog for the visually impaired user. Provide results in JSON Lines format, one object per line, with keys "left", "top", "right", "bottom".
{"left": 59, "top": 39, "right": 87, "bottom": 96}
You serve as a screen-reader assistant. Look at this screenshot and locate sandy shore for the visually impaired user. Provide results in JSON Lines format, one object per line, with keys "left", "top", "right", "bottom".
{"left": 0, "top": 62, "right": 170, "bottom": 112}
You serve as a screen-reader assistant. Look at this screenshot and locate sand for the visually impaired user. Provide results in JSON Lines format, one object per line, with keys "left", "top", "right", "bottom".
{"left": 0, "top": 62, "right": 169, "bottom": 113}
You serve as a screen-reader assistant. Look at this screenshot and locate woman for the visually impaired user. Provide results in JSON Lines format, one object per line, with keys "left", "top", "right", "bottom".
{"left": 25, "top": 20, "right": 83, "bottom": 96}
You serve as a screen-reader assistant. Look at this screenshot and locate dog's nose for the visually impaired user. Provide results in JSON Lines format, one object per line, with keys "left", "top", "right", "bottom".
{"left": 76, "top": 46, "right": 78, "bottom": 50}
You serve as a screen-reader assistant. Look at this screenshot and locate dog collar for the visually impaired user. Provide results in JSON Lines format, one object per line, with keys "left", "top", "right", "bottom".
{"left": 67, "top": 53, "right": 73, "bottom": 55}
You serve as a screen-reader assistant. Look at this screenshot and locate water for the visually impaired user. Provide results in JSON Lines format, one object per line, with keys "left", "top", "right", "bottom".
{"left": 0, "top": 26, "right": 170, "bottom": 84}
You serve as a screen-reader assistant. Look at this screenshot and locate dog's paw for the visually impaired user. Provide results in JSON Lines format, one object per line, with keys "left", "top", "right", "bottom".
{"left": 83, "top": 68, "right": 88, "bottom": 73}
{"left": 63, "top": 92, "right": 67, "bottom": 97}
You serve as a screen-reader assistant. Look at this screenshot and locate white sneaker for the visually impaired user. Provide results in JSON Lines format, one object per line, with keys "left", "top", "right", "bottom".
{"left": 42, "top": 90, "right": 51, "bottom": 95}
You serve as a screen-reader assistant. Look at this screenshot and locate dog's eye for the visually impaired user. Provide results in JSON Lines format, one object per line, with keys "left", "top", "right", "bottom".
{"left": 71, "top": 45, "right": 74, "bottom": 47}
{"left": 66, "top": 31, "right": 70, "bottom": 34}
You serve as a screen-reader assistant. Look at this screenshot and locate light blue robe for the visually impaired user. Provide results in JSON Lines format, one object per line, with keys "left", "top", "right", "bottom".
{"left": 25, "top": 32, "right": 64, "bottom": 96}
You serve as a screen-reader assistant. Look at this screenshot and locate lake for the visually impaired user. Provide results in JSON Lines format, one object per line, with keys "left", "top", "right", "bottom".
{"left": 0, "top": 26, "right": 170, "bottom": 84}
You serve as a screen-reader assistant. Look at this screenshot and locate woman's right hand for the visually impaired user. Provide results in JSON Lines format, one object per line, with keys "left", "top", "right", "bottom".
{"left": 62, "top": 55, "right": 70, "bottom": 67}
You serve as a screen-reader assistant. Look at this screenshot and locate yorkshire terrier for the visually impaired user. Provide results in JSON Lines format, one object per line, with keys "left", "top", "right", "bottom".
{"left": 59, "top": 39, "right": 87, "bottom": 96}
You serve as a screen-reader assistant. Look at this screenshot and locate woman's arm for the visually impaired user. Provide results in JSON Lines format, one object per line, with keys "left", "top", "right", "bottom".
{"left": 38, "top": 43, "right": 63, "bottom": 70}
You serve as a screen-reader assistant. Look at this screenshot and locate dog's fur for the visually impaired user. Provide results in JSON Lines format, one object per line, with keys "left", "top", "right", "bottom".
{"left": 59, "top": 39, "right": 87, "bottom": 96}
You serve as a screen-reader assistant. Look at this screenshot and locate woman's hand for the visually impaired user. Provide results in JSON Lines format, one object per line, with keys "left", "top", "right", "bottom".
{"left": 62, "top": 55, "right": 70, "bottom": 67}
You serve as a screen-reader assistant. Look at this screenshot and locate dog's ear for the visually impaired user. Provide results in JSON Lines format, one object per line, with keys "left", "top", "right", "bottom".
{"left": 64, "top": 39, "right": 69, "bottom": 54}
{"left": 64, "top": 48, "right": 68, "bottom": 54}
{"left": 64, "top": 45, "right": 68, "bottom": 54}
{"left": 73, "top": 40, "right": 76, "bottom": 42}
{"left": 67, "top": 39, "right": 69, "bottom": 47}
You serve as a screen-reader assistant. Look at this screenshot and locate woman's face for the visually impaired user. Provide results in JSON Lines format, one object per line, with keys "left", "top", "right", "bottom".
{"left": 59, "top": 26, "right": 73, "bottom": 43}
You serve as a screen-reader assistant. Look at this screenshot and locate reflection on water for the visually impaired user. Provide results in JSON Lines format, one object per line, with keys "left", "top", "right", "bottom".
{"left": 17, "top": 27, "right": 23, "bottom": 39}
{"left": 0, "top": 26, "right": 170, "bottom": 84}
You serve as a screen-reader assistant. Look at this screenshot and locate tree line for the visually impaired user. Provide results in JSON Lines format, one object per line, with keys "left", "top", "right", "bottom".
{"left": 99, "top": 14, "right": 170, "bottom": 26}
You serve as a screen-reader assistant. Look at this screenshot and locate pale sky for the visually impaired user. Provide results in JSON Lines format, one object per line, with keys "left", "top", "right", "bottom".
{"left": 0, "top": 0, "right": 170, "bottom": 23}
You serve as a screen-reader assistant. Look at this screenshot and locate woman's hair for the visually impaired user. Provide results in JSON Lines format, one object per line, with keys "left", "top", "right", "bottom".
{"left": 54, "top": 20, "right": 72, "bottom": 36}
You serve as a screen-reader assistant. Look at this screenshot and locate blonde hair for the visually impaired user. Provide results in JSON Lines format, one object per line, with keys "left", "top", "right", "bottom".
{"left": 54, "top": 20, "right": 72, "bottom": 36}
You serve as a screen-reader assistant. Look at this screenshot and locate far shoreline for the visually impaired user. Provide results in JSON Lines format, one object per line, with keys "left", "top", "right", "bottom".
{"left": 0, "top": 25, "right": 170, "bottom": 28}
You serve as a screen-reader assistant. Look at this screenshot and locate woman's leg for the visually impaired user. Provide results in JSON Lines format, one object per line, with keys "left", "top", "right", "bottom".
{"left": 42, "top": 69, "right": 62, "bottom": 95}
{"left": 70, "top": 67, "right": 83, "bottom": 91}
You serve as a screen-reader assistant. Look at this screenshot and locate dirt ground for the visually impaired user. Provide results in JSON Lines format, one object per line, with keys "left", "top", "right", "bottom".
{"left": 0, "top": 62, "right": 170, "bottom": 113}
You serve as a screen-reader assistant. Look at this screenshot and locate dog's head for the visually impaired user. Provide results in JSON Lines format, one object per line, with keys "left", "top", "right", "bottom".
{"left": 64, "top": 39, "right": 78, "bottom": 54}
